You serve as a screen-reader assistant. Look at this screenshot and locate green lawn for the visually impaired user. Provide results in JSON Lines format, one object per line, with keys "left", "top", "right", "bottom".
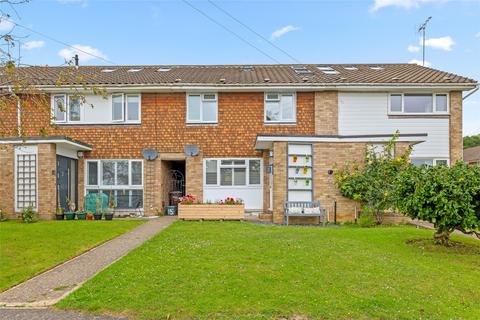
{"left": 0, "top": 220, "right": 144, "bottom": 292}
{"left": 57, "top": 222, "right": 480, "bottom": 320}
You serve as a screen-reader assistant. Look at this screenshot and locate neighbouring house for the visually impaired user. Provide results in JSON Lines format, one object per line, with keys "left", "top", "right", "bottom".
{"left": 464, "top": 146, "right": 480, "bottom": 165}
{"left": 0, "top": 64, "right": 477, "bottom": 223}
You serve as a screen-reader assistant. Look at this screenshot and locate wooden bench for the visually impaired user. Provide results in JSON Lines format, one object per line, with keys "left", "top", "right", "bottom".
{"left": 284, "top": 201, "right": 327, "bottom": 226}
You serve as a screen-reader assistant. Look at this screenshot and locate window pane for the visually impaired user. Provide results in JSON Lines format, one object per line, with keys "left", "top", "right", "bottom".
{"left": 266, "top": 93, "right": 279, "bottom": 101}
{"left": 221, "top": 160, "right": 233, "bottom": 165}
{"left": 131, "top": 190, "right": 143, "bottom": 208}
{"left": 69, "top": 97, "right": 81, "bottom": 121}
{"left": 220, "top": 168, "right": 232, "bottom": 186}
{"left": 233, "top": 168, "right": 246, "bottom": 186}
{"left": 404, "top": 94, "right": 433, "bottom": 113}
{"left": 265, "top": 101, "right": 280, "bottom": 121}
{"left": 54, "top": 96, "right": 66, "bottom": 121}
{"left": 435, "top": 159, "right": 448, "bottom": 167}
{"left": 112, "top": 94, "right": 124, "bottom": 121}
{"left": 249, "top": 160, "right": 261, "bottom": 185}
{"left": 87, "top": 162, "right": 98, "bottom": 185}
{"left": 205, "top": 160, "right": 217, "bottom": 185}
{"left": 102, "top": 161, "right": 115, "bottom": 185}
{"left": 280, "top": 95, "right": 294, "bottom": 120}
{"left": 202, "top": 100, "right": 217, "bottom": 122}
{"left": 203, "top": 94, "right": 216, "bottom": 100}
{"left": 390, "top": 94, "right": 402, "bottom": 112}
{"left": 411, "top": 158, "right": 434, "bottom": 167}
{"left": 188, "top": 95, "right": 201, "bottom": 121}
{"left": 131, "top": 161, "right": 142, "bottom": 185}
{"left": 233, "top": 160, "right": 245, "bottom": 165}
{"left": 127, "top": 95, "right": 140, "bottom": 121}
{"left": 117, "top": 161, "right": 129, "bottom": 185}
{"left": 436, "top": 94, "right": 448, "bottom": 112}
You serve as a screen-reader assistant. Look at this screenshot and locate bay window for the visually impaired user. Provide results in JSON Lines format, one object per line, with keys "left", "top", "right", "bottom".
{"left": 265, "top": 93, "right": 296, "bottom": 123}
{"left": 86, "top": 160, "right": 143, "bottom": 209}
{"left": 187, "top": 93, "right": 218, "bottom": 123}
{"left": 205, "top": 158, "right": 262, "bottom": 186}
{"left": 389, "top": 93, "right": 449, "bottom": 114}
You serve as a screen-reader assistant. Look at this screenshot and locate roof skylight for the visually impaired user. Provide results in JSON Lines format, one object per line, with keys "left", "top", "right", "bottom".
{"left": 101, "top": 69, "right": 116, "bottom": 73}
{"left": 158, "top": 67, "right": 172, "bottom": 72}
{"left": 343, "top": 66, "right": 358, "bottom": 71}
{"left": 128, "top": 68, "right": 142, "bottom": 72}
{"left": 293, "top": 67, "right": 313, "bottom": 75}
{"left": 322, "top": 70, "right": 339, "bottom": 75}
{"left": 241, "top": 65, "right": 253, "bottom": 71}
{"left": 369, "top": 66, "right": 384, "bottom": 71}
{"left": 317, "top": 66, "right": 334, "bottom": 71}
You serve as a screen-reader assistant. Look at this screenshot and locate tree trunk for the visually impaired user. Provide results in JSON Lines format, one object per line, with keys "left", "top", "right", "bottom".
{"left": 375, "top": 209, "right": 383, "bottom": 225}
{"left": 434, "top": 229, "right": 452, "bottom": 246}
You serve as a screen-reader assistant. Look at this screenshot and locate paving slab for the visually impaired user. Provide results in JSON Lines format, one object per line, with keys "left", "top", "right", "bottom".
{"left": 0, "top": 216, "right": 176, "bottom": 307}
{"left": 0, "top": 308, "right": 125, "bottom": 320}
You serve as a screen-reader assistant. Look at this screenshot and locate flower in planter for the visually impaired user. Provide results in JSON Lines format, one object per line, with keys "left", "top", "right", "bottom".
{"left": 218, "top": 197, "right": 243, "bottom": 205}
{"left": 292, "top": 155, "right": 298, "bottom": 163}
{"left": 179, "top": 194, "right": 196, "bottom": 204}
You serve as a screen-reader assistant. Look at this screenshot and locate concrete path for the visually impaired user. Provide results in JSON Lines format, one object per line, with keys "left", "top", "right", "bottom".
{"left": 0, "top": 308, "right": 125, "bottom": 320}
{"left": 0, "top": 216, "right": 176, "bottom": 308}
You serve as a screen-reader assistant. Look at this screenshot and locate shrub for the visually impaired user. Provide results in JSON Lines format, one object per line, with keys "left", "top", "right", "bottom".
{"left": 0, "top": 208, "right": 8, "bottom": 222}
{"left": 358, "top": 206, "right": 376, "bottom": 227}
{"left": 393, "top": 162, "right": 480, "bottom": 245}
{"left": 21, "top": 206, "right": 37, "bottom": 223}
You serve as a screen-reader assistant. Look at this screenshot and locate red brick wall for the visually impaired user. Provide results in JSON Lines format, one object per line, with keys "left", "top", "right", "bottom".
{"left": 15, "top": 92, "right": 315, "bottom": 158}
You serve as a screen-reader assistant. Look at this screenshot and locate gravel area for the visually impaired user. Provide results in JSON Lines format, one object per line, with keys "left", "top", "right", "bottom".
{"left": 0, "top": 308, "right": 126, "bottom": 320}
{"left": 0, "top": 217, "right": 176, "bottom": 307}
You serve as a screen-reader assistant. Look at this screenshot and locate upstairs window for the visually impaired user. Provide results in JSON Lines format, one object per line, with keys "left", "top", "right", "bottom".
{"left": 112, "top": 93, "right": 141, "bottom": 123}
{"left": 264, "top": 93, "right": 296, "bottom": 123}
{"left": 187, "top": 93, "right": 218, "bottom": 123}
{"left": 53, "top": 95, "right": 66, "bottom": 122}
{"left": 69, "top": 96, "right": 81, "bottom": 121}
{"left": 389, "top": 93, "right": 449, "bottom": 114}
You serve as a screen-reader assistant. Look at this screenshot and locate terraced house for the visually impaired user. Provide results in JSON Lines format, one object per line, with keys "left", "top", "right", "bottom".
{"left": 0, "top": 64, "right": 477, "bottom": 223}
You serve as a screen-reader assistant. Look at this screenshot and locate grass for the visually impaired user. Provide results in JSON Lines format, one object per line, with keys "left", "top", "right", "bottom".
{"left": 57, "top": 222, "right": 480, "bottom": 320}
{"left": 0, "top": 220, "right": 144, "bottom": 292}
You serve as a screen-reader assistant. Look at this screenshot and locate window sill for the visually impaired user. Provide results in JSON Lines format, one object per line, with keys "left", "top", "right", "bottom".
{"left": 264, "top": 122, "right": 297, "bottom": 125}
{"left": 186, "top": 122, "right": 218, "bottom": 126}
{"left": 54, "top": 122, "right": 142, "bottom": 126}
{"left": 388, "top": 113, "right": 449, "bottom": 119}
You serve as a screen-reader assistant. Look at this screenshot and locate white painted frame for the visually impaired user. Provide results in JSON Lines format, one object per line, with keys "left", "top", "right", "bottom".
{"left": 125, "top": 93, "right": 142, "bottom": 123}
{"left": 14, "top": 145, "right": 38, "bottom": 212}
{"left": 388, "top": 93, "right": 449, "bottom": 115}
{"left": 203, "top": 158, "right": 263, "bottom": 187}
{"left": 186, "top": 93, "right": 218, "bottom": 124}
{"left": 264, "top": 92, "right": 297, "bottom": 124}
{"left": 85, "top": 159, "right": 144, "bottom": 189}
{"left": 51, "top": 94, "right": 67, "bottom": 123}
{"left": 111, "top": 93, "right": 125, "bottom": 122}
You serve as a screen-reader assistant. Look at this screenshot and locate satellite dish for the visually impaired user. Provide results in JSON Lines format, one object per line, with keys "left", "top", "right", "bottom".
{"left": 184, "top": 144, "right": 199, "bottom": 157}
{"left": 142, "top": 149, "right": 158, "bottom": 161}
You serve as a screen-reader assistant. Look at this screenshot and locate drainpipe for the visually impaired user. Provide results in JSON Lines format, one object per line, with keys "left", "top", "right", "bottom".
{"left": 463, "top": 84, "right": 479, "bottom": 101}
{"left": 8, "top": 85, "right": 21, "bottom": 137}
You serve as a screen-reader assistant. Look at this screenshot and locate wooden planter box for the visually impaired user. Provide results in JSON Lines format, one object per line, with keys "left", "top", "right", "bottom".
{"left": 178, "top": 204, "right": 245, "bottom": 220}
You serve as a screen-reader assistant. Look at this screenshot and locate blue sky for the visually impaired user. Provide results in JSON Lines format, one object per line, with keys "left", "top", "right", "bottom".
{"left": 3, "top": 0, "right": 479, "bottom": 136}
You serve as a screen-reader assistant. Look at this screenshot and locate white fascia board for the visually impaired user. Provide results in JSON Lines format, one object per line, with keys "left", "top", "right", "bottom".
{"left": 0, "top": 139, "right": 92, "bottom": 151}
{"left": 254, "top": 134, "right": 427, "bottom": 150}
{"left": 29, "top": 83, "right": 478, "bottom": 93}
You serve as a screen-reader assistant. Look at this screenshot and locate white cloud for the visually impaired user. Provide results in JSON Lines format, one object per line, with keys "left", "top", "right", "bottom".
{"left": 58, "top": 44, "right": 107, "bottom": 63}
{"left": 21, "top": 40, "right": 45, "bottom": 50}
{"left": 270, "top": 25, "right": 300, "bottom": 40}
{"left": 409, "top": 59, "right": 432, "bottom": 67}
{"left": 422, "top": 36, "right": 455, "bottom": 51}
{"left": 371, "top": 0, "right": 447, "bottom": 11}
{"left": 407, "top": 45, "right": 420, "bottom": 52}
{"left": 0, "top": 18, "right": 14, "bottom": 32}
{"left": 476, "top": 32, "right": 480, "bottom": 38}
{"left": 57, "top": 0, "right": 88, "bottom": 8}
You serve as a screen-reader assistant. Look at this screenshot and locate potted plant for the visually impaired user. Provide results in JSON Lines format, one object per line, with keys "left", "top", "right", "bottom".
{"left": 305, "top": 178, "right": 311, "bottom": 186}
{"left": 303, "top": 165, "right": 308, "bottom": 175}
{"left": 86, "top": 211, "right": 94, "bottom": 220}
{"left": 55, "top": 191, "right": 64, "bottom": 220}
{"left": 104, "top": 191, "right": 115, "bottom": 221}
{"left": 305, "top": 154, "right": 310, "bottom": 162}
{"left": 292, "top": 155, "right": 298, "bottom": 163}
{"left": 64, "top": 197, "right": 76, "bottom": 220}
{"left": 93, "top": 196, "right": 103, "bottom": 220}
{"left": 76, "top": 203, "right": 87, "bottom": 220}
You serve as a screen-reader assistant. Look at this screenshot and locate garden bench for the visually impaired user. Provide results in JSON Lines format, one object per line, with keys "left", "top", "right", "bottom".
{"left": 284, "top": 201, "right": 327, "bottom": 226}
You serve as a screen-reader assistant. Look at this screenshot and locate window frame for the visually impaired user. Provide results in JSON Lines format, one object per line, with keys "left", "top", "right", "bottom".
{"left": 264, "top": 92, "right": 297, "bottom": 123}
{"left": 85, "top": 159, "right": 144, "bottom": 189}
{"left": 125, "top": 93, "right": 142, "bottom": 123}
{"left": 186, "top": 93, "right": 218, "bottom": 124}
{"left": 111, "top": 93, "right": 125, "bottom": 122}
{"left": 410, "top": 158, "right": 450, "bottom": 167}
{"left": 52, "top": 94, "right": 67, "bottom": 123}
{"left": 388, "top": 93, "right": 449, "bottom": 115}
{"left": 203, "top": 158, "right": 263, "bottom": 187}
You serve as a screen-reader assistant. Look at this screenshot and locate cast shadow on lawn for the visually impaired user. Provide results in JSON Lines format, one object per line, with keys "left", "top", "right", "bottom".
{"left": 406, "top": 238, "right": 480, "bottom": 255}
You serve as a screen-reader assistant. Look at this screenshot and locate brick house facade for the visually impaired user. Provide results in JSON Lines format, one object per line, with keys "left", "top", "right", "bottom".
{"left": 0, "top": 64, "right": 477, "bottom": 222}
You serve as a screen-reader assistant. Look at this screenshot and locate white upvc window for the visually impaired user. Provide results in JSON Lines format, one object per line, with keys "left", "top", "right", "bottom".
{"left": 410, "top": 158, "right": 450, "bottom": 167}
{"left": 388, "top": 93, "right": 449, "bottom": 114}
{"left": 204, "top": 158, "right": 262, "bottom": 186}
{"left": 52, "top": 94, "right": 67, "bottom": 123}
{"left": 187, "top": 93, "right": 218, "bottom": 123}
{"left": 51, "top": 94, "right": 82, "bottom": 123}
{"left": 264, "top": 93, "right": 296, "bottom": 123}
{"left": 112, "top": 93, "right": 141, "bottom": 123}
{"left": 85, "top": 159, "right": 144, "bottom": 209}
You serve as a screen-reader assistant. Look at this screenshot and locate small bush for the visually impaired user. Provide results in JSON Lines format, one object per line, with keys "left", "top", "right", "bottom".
{"left": 21, "top": 206, "right": 37, "bottom": 223}
{"left": 359, "top": 206, "right": 376, "bottom": 228}
{"left": 0, "top": 208, "right": 7, "bottom": 222}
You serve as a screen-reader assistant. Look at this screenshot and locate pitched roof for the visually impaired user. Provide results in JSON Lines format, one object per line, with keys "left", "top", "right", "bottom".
{"left": 1, "top": 63, "right": 477, "bottom": 87}
{"left": 464, "top": 146, "right": 480, "bottom": 162}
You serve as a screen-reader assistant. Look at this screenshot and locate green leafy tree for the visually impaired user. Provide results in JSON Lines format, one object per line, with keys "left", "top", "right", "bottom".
{"left": 335, "top": 134, "right": 412, "bottom": 224}
{"left": 393, "top": 162, "right": 480, "bottom": 245}
{"left": 463, "top": 134, "right": 480, "bottom": 149}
